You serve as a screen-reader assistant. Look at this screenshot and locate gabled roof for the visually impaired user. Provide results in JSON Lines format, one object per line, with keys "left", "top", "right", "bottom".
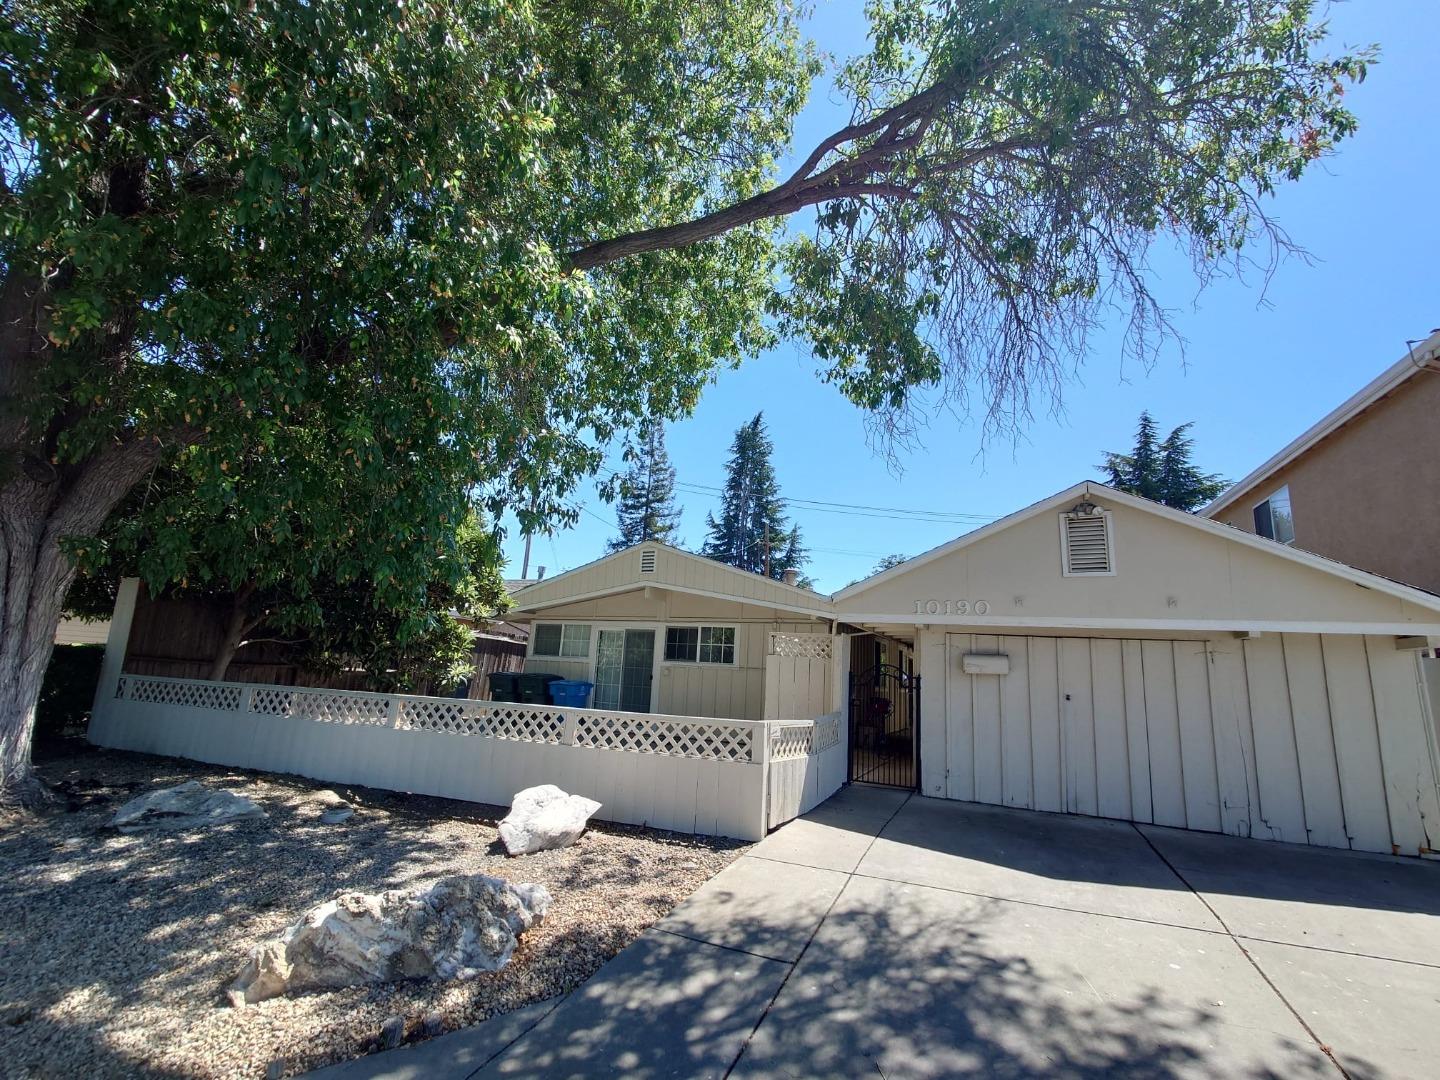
{"left": 834, "top": 480, "right": 1440, "bottom": 617}
{"left": 509, "top": 541, "right": 833, "bottom": 618}
{"left": 1202, "top": 328, "right": 1440, "bottom": 517}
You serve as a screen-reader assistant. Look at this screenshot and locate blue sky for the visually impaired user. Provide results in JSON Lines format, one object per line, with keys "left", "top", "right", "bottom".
{"left": 505, "top": 1, "right": 1438, "bottom": 593}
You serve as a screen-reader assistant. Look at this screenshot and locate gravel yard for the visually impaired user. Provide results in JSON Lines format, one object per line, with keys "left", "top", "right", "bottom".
{"left": 0, "top": 743, "right": 748, "bottom": 1079}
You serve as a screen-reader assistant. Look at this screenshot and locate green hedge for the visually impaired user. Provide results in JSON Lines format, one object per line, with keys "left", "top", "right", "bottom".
{"left": 38, "top": 644, "right": 105, "bottom": 739}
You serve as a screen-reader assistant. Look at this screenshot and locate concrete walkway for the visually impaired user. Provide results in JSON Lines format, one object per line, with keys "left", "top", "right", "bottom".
{"left": 311, "top": 786, "right": 1440, "bottom": 1079}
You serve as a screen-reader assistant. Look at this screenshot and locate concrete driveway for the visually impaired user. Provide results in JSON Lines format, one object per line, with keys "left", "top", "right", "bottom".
{"left": 313, "top": 785, "right": 1440, "bottom": 1079}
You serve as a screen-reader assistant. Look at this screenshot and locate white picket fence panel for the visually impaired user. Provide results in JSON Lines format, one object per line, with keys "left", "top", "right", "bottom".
{"left": 90, "top": 675, "right": 771, "bottom": 839}
{"left": 767, "top": 710, "right": 847, "bottom": 829}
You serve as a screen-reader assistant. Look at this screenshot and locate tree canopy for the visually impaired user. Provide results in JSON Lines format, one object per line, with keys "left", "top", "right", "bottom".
{"left": 0, "top": 0, "right": 1368, "bottom": 800}
{"left": 1101, "top": 412, "right": 1228, "bottom": 511}
{"left": 607, "top": 425, "right": 683, "bottom": 552}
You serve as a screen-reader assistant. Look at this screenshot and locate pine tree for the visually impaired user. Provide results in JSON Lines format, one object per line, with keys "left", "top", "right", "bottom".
{"left": 1102, "top": 412, "right": 1163, "bottom": 502}
{"left": 1156, "top": 423, "right": 1229, "bottom": 511}
{"left": 777, "top": 526, "right": 812, "bottom": 585}
{"left": 607, "top": 425, "right": 683, "bottom": 552}
{"left": 1101, "top": 413, "right": 1227, "bottom": 512}
{"left": 701, "top": 413, "right": 807, "bottom": 580}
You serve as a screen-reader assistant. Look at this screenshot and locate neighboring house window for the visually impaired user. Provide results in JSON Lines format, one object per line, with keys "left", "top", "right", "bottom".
{"left": 532, "top": 623, "right": 591, "bottom": 658}
{"left": 664, "top": 626, "right": 737, "bottom": 664}
{"left": 1253, "top": 485, "right": 1295, "bottom": 545}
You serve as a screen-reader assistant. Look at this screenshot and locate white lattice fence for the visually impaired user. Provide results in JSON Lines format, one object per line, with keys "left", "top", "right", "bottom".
{"left": 770, "top": 722, "right": 815, "bottom": 762}
{"left": 767, "top": 710, "right": 848, "bottom": 829}
{"left": 400, "top": 699, "right": 568, "bottom": 743}
{"left": 764, "top": 634, "right": 835, "bottom": 722}
{"left": 251, "top": 687, "right": 392, "bottom": 726}
{"left": 769, "top": 633, "right": 833, "bottom": 661}
{"left": 120, "top": 676, "right": 244, "bottom": 713}
{"left": 576, "top": 714, "right": 756, "bottom": 762}
{"left": 93, "top": 675, "right": 772, "bottom": 839}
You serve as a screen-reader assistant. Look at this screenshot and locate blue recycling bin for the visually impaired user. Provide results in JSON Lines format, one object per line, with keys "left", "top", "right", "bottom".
{"left": 549, "top": 680, "right": 594, "bottom": 708}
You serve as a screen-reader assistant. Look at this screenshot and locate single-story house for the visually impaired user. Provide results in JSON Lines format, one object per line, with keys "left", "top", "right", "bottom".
{"left": 511, "top": 481, "right": 1440, "bottom": 856}
{"left": 508, "top": 543, "right": 841, "bottom": 722}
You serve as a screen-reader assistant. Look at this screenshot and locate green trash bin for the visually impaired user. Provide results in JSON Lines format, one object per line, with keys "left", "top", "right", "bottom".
{"left": 516, "top": 672, "right": 561, "bottom": 705}
{"left": 487, "top": 671, "right": 521, "bottom": 702}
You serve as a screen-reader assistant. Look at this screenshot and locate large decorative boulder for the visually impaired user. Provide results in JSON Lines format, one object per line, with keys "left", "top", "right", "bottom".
{"left": 110, "top": 780, "right": 266, "bottom": 832}
{"left": 231, "top": 874, "right": 551, "bottom": 1004}
{"left": 498, "top": 785, "right": 602, "bottom": 856}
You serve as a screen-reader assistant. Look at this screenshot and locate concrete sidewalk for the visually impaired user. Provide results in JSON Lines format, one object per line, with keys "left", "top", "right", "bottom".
{"left": 311, "top": 785, "right": 1440, "bottom": 1079}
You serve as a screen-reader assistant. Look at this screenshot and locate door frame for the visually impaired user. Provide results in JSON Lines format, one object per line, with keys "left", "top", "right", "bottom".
{"left": 591, "top": 623, "right": 663, "bottom": 713}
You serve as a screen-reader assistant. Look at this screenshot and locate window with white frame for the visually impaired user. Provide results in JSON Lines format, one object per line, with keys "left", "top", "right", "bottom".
{"left": 532, "top": 623, "right": 592, "bottom": 658}
{"left": 1252, "top": 485, "right": 1295, "bottom": 545}
{"left": 663, "top": 625, "right": 736, "bottom": 664}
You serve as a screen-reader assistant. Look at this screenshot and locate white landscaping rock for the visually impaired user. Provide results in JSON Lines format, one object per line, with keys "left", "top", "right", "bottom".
{"left": 109, "top": 780, "right": 266, "bottom": 832}
{"left": 498, "top": 785, "right": 602, "bottom": 856}
{"left": 231, "top": 874, "right": 551, "bottom": 1004}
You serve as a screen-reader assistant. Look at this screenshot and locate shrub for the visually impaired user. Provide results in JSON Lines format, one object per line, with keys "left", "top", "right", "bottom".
{"left": 37, "top": 645, "right": 105, "bottom": 740}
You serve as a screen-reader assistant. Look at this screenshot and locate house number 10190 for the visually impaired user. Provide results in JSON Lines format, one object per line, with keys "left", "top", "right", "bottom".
{"left": 914, "top": 599, "right": 990, "bottom": 616}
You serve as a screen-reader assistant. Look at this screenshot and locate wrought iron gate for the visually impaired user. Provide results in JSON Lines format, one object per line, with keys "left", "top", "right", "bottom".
{"left": 848, "top": 663, "right": 920, "bottom": 788}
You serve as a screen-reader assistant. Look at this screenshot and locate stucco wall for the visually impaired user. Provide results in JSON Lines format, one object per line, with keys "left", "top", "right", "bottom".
{"left": 1212, "top": 373, "right": 1440, "bottom": 593}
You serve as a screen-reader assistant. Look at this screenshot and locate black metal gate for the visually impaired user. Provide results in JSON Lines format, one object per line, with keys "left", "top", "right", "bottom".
{"left": 848, "top": 664, "right": 920, "bottom": 788}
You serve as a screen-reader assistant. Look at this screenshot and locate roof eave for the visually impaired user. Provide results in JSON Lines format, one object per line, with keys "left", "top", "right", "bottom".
{"left": 1202, "top": 329, "right": 1440, "bottom": 517}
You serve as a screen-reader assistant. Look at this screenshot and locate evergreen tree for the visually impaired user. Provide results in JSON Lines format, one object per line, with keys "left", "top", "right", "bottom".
{"left": 701, "top": 413, "right": 806, "bottom": 579}
{"left": 1156, "top": 423, "right": 1230, "bottom": 511}
{"left": 607, "top": 425, "right": 683, "bottom": 552}
{"left": 1101, "top": 413, "right": 1227, "bottom": 511}
{"left": 777, "top": 526, "right": 812, "bottom": 586}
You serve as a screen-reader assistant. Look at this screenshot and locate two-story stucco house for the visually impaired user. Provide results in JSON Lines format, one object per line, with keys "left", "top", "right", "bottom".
{"left": 1202, "top": 328, "right": 1440, "bottom": 593}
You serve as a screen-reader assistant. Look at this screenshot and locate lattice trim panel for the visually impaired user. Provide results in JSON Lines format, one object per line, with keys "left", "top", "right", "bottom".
{"left": 770, "top": 724, "right": 814, "bottom": 761}
{"left": 812, "top": 714, "right": 842, "bottom": 753}
{"left": 768, "top": 633, "right": 833, "bottom": 661}
{"left": 399, "top": 700, "right": 565, "bottom": 743}
{"left": 249, "top": 688, "right": 391, "bottom": 726}
{"left": 575, "top": 714, "right": 755, "bottom": 762}
{"left": 121, "top": 677, "right": 243, "bottom": 712}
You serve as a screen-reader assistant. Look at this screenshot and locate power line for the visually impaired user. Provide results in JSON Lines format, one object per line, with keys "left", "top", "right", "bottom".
{"left": 673, "top": 481, "right": 997, "bottom": 525}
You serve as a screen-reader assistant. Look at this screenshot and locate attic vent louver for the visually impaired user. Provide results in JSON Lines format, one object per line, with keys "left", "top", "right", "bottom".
{"left": 1060, "top": 507, "right": 1114, "bottom": 576}
{"left": 639, "top": 548, "right": 657, "bottom": 574}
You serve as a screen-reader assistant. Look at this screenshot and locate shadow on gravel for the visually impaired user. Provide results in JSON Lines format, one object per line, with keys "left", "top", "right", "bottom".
{"left": 0, "top": 740, "right": 744, "bottom": 1079}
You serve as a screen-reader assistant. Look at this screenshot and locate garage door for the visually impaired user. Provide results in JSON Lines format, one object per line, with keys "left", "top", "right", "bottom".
{"left": 939, "top": 633, "right": 1440, "bottom": 854}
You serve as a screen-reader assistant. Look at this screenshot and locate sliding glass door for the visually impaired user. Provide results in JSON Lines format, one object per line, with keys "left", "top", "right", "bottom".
{"left": 593, "top": 629, "right": 655, "bottom": 712}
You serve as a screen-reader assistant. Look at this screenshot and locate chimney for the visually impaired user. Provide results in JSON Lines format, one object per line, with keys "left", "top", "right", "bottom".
{"left": 781, "top": 568, "right": 799, "bottom": 587}
{"left": 536, "top": 566, "right": 547, "bottom": 581}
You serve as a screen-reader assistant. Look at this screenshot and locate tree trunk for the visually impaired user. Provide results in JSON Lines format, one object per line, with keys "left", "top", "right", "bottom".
{"left": 0, "top": 512, "right": 70, "bottom": 806}
{"left": 0, "top": 446, "right": 171, "bottom": 805}
{"left": 1, "top": 263, "right": 181, "bottom": 804}
{"left": 208, "top": 583, "right": 259, "bottom": 682}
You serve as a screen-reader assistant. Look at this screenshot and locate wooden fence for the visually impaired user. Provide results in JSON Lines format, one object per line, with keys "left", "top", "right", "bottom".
{"left": 117, "top": 590, "right": 525, "bottom": 696}
{"left": 766, "top": 712, "right": 847, "bottom": 829}
{"left": 90, "top": 674, "right": 847, "bottom": 840}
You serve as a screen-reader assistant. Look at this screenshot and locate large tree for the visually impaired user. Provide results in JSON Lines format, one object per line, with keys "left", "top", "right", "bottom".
{"left": 607, "top": 425, "right": 683, "bottom": 552}
{"left": 701, "top": 412, "right": 807, "bottom": 578}
{"left": 1101, "top": 411, "right": 1228, "bottom": 511}
{"left": 0, "top": 0, "right": 1366, "bottom": 801}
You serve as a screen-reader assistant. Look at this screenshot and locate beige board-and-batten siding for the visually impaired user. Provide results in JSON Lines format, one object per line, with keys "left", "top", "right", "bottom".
{"left": 920, "top": 629, "right": 1440, "bottom": 856}
{"left": 510, "top": 542, "right": 831, "bottom": 616}
{"left": 845, "top": 485, "right": 1440, "bottom": 856}
{"left": 519, "top": 587, "right": 828, "bottom": 722}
